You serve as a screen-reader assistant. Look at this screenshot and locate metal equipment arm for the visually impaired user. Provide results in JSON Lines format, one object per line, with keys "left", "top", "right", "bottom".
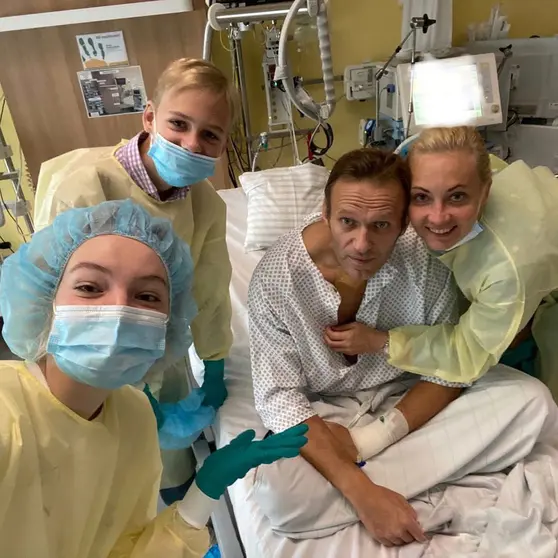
{"left": 373, "top": 13, "right": 436, "bottom": 142}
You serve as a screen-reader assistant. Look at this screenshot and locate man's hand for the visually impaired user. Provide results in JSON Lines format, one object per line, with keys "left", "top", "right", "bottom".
{"left": 324, "top": 322, "right": 388, "bottom": 356}
{"left": 352, "top": 484, "right": 427, "bottom": 547}
{"left": 302, "top": 417, "right": 425, "bottom": 548}
{"left": 324, "top": 421, "right": 359, "bottom": 462}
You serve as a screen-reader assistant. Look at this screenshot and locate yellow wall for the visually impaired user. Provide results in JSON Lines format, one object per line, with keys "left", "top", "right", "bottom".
{"left": 0, "top": 83, "right": 34, "bottom": 251}
{"left": 212, "top": 0, "right": 558, "bottom": 169}
{"left": 1, "top": 0, "right": 556, "bottom": 238}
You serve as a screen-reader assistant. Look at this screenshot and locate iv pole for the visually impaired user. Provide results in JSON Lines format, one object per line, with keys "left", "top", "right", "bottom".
{"left": 373, "top": 13, "right": 436, "bottom": 143}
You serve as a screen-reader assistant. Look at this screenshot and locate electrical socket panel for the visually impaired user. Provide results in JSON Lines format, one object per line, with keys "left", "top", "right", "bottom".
{"left": 344, "top": 63, "right": 378, "bottom": 101}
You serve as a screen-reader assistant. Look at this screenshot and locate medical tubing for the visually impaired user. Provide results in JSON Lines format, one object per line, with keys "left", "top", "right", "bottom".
{"left": 202, "top": 21, "right": 213, "bottom": 61}
{"left": 394, "top": 132, "right": 419, "bottom": 155}
{"left": 277, "top": 0, "right": 313, "bottom": 119}
{"left": 278, "top": 0, "right": 336, "bottom": 122}
{"left": 316, "top": 1, "right": 336, "bottom": 119}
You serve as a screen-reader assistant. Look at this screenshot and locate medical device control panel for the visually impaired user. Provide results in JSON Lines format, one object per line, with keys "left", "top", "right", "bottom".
{"left": 262, "top": 27, "right": 292, "bottom": 128}
{"left": 396, "top": 52, "right": 503, "bottom": 135}
{"left": 344, "top": 63, "right": 377, "bottom": 101}
{"left": 468, "top": 37, "right": 558, "bottom": 121}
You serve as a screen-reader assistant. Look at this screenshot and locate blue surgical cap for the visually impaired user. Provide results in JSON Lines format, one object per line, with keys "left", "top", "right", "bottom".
{"left": 0, "top": 199, "right": 197, "bottom": 364}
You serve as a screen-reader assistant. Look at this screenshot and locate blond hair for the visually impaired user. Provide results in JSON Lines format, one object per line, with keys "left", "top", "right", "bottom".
{"left": 409, "top": 126, "right": 492, "bottom": 185}
{"left": 153, "top": 58, "right": 239, "bottom": 124}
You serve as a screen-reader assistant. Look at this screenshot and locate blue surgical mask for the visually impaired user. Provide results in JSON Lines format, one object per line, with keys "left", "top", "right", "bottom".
{"left": 47, "top": 305, "right": 168, "bottom": 390}
{"left": 447, "top": 221, "right": 484, "bottom": 251}
{"left": 432, "top": 222, "right": 485, "bottom": 255}
{"left": 147, "top": 132, "right": 217, "bottom": 188}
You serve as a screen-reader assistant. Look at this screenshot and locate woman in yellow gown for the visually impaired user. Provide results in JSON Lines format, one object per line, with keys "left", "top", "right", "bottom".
{"left": 0, "top": 199, "right": 306, "bottom": 557}
{"left": 34, "top": 58, "right": 239, "bottom": 500}
{"left": 363, "top": 127, "right": 558, "bottom": 390}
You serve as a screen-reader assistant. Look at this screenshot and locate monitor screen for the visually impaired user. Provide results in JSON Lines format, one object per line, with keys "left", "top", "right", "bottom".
{"left": 412, "top": 58, "right": 484, "bottom": 127}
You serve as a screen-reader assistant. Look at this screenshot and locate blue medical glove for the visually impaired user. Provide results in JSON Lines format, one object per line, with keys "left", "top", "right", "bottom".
{"left": 157, "top": 388, "right": 216, "bottom": 450}
{"left": 196, "top": 424, "right": 309, "bottom": 500}
{"left": 201, "top": 359, "right": 228, "bottom": 410}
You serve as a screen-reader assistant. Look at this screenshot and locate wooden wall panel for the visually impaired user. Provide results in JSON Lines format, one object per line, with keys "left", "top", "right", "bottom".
{"left": 0, "top": 4, "right": 231, "bottom": 188}
{"left": 0, "top": 0, "right": 156, "bottom": 18}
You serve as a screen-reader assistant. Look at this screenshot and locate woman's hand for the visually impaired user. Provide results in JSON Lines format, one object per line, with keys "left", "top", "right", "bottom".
{"left": 324, "top": 323, "right": 388, "bottom": 356}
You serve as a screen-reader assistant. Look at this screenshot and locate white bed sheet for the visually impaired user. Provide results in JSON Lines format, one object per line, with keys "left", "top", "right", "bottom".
{"left": 190, "top": 188, "right": 558, "bottom": 558}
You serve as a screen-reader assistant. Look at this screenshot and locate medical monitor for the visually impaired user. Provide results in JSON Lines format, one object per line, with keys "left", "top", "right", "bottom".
{"left": 467, "top": 37, "right": 558, "bottom": 121}
{"left": 396, "top": 53, "right": 503, "bottom": 135}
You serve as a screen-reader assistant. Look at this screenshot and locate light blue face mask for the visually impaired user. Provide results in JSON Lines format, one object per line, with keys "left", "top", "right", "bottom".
{"left": 47, "top": 305, "right": 168, "bottom": 390}
{"left": 433, "top": 221, "right": 485, "bottom": 255}
{"left": 147, "top": 132, "right": 218, "bottom": 188}
{"left": 446, "top": 221, "right": 484, "bottom": 251}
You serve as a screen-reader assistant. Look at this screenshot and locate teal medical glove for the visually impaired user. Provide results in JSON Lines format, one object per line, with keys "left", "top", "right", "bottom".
{"left": 143, "top": 384, "right": 165, "bottom": 430}
{"left": 201, "top": 359, "right": 228, "bottom": 410}
{"left": 196, "top": 424, "right": 309, "bottom": 500}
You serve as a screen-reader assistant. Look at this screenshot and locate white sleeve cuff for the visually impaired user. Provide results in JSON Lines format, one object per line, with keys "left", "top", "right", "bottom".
{"left": 349, "top": 408, "right": 409, "bottom": 461}
{"left": 177, "top": 481, "right": 219, "bottom": 530}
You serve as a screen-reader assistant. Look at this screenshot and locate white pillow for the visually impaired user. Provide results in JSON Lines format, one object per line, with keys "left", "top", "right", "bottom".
{"left": 239, "top": 162, "right": 330, "bottom": 252}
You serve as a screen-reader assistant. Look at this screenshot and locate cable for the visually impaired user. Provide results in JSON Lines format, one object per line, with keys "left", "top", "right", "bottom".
{"left": 0, "top": 233, "right": 14, "bottom": 253}
{"left": 219, "top": 30, "right": 233, "bottom": 53}
{"left": 252, "top": 26, "right": 267, "bottom": 48}
{"left": 227, "top": 161, "right": 239, "bottom": 188}
{"left": 288, "top": 118, "right": 300, "bottom": 165}
{"left": 0, "top": 96, "right": 6, "bottom": 126}
{"left": 229, "top": 137, "right": 249, "bottom": 173}
{"left": 506, "top": 110, "right": 520, "bottom": 131}
{"left": 252, "top": 143, "right": 263, "bottom": 172}
{"left": 308, "top": 121, "right": 334, "bottom": 158}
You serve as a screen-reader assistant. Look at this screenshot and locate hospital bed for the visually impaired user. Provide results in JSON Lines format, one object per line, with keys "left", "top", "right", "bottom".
{"left": 191, "top": 187, "right": 558, "bottom": 558}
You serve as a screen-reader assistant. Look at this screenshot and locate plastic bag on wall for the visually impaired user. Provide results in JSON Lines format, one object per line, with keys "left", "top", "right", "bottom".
{"left": 399, "top": 0, "right": 453, "bottom": 55}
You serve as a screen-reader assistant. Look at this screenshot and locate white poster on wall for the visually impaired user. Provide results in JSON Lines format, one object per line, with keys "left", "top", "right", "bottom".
{"left": 77, "top": 65, "right": 146, "bottom": 119}
{"left": 76, "top": 31, "right": 129, "bottom": 69}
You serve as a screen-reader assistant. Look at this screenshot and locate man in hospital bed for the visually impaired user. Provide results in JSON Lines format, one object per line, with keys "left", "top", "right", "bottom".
{"left": 247, "top": 148, "right": 558, "bottom": 548}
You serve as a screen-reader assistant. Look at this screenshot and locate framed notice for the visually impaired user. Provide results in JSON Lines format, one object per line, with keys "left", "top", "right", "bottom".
{"left": 77, "top": 66, "right": 146, "bottom": 119}
{"left": 76, "top": 31, "right": 129, "bottom": 69}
